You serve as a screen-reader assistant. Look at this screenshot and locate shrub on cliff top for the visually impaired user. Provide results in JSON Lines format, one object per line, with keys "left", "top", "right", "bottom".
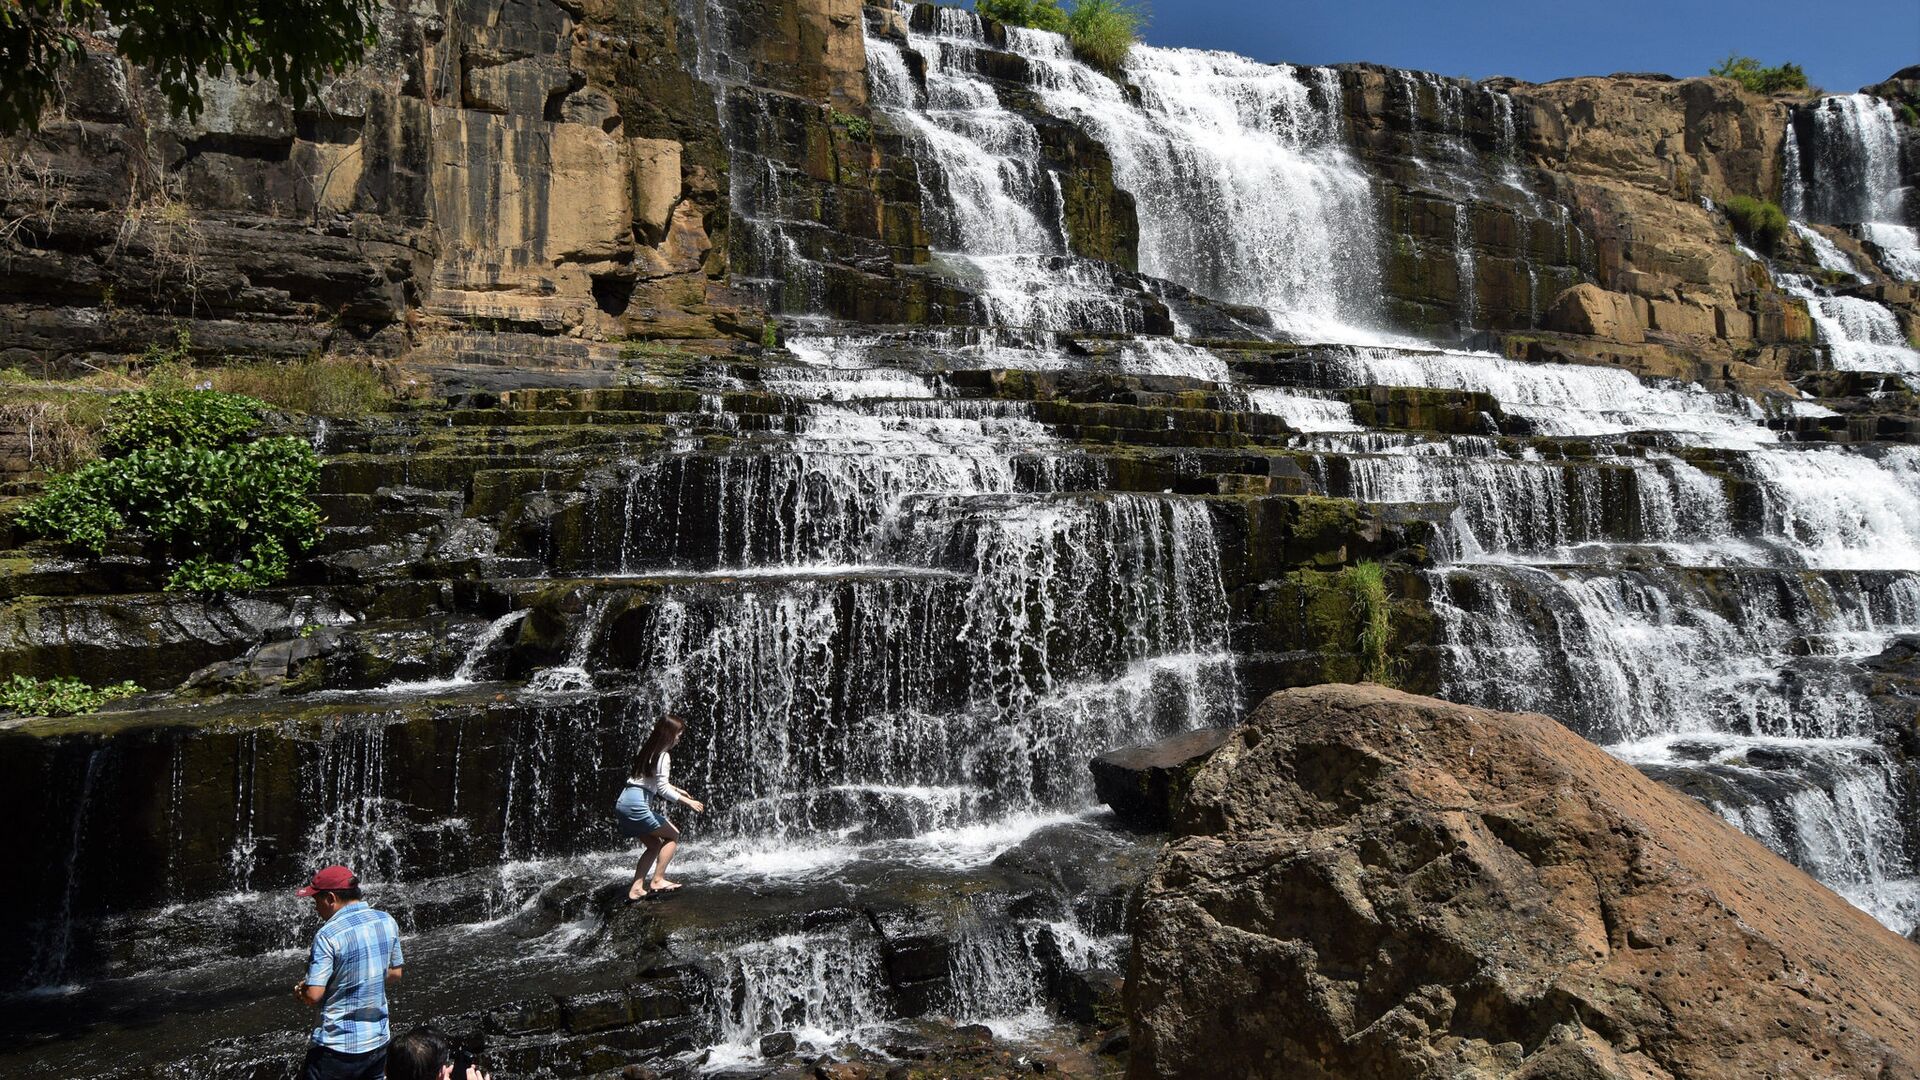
{"left": 16, "top": 387, "right": 322, "bottom": 593}
{"left": 1709, "top": 55, "right": 1810, "bottom": 95}
{"left": 977, "top": 0, "right": 1069, "bottom": 33}
{"left": 1724, "top": 195, "right": 1789, "bottom": 253}
{"left": 1067, "top": 0, "right": 1145, "bottom": 72}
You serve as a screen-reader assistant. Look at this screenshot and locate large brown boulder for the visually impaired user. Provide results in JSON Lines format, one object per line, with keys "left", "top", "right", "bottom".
{"left": 1128, "top": 684, "right": 1920, "bottom": 1080}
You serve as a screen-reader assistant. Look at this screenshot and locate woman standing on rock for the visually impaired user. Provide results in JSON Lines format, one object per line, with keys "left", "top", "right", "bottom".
{"left": 615, "top": 714, "right": 704, "bottom": 899}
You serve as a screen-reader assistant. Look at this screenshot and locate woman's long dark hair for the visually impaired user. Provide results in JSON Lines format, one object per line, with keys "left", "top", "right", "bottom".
{"left": 633, "top": 714, "right": 686, "bottom": 779}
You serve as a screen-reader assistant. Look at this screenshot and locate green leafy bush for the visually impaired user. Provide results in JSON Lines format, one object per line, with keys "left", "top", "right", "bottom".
{"left": 1709, "top": 55, "right": 1809, "bottom": 95}
{"left": 0, "top": 675, "right": 142, "bottom": 717}
{"left": 1345, "top": 561, "right": 1394, "bottom": 685}
{"left": 1066, "top": 0, "right": 1145, "bottom": 72}
{"left": 15, "top": 388, "right": 322, "bottom": 592}
{"left": 100, "top": 388, "right": 266, "bottom": 455}
{"left": 828, "top": 108, "right": 873, "bottom": 141}
{"left": 978, "top": 0, "right": 1068, "bottom": 32}
{"left": 1724, "top": 195, "right": 1789, "bottom": 253}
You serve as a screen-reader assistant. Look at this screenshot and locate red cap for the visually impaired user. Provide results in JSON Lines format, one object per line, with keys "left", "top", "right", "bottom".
{"left": 297, "top": 865, "right": 358, "bottom": 897}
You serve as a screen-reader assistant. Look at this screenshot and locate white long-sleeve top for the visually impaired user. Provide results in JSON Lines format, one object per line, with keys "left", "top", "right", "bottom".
{"left": 629, "top": 752, "right": 683, "bottom": 804}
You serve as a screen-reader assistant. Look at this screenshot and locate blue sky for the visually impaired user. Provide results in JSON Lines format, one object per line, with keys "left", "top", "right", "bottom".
{"left": 1001, "top": 1, "right": 1919, "bottom": 92}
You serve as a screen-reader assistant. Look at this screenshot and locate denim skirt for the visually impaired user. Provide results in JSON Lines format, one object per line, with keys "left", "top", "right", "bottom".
{"left": 614, "top": 784, "right": 670, "bottom": 838}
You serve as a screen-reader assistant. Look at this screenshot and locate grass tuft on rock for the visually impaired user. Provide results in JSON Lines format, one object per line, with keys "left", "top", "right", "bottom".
{"left": 1723, "top": 195, "right": 1788, "bottom": 254}
{"left": 212, "top": 356, "right": 393, "bottom": 417}
{"left": 1345, "top": 560, "right": 1395, "bottom": 685}
{"left": 1066, "top": 0, "right": 1144, "bottom": 72}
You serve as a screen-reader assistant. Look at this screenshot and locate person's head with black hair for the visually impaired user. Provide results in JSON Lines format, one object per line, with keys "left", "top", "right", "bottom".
{"left": 385, "top": 1025, "right": 447, "bottom": 1080}
{"left": 386, "top": 1025, "right": 488, "bottom": 1080}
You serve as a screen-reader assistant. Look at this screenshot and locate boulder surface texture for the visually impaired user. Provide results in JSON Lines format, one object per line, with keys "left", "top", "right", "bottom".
{"left": 1128, "top": 684, "right": 1920, "bottom": 1080}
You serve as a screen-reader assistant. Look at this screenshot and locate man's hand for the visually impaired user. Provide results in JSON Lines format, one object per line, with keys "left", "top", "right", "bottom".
{"left": 461, "top": 1067, "right": 491, "bottom": 1080}
{"left": 296, "top": 983, "right": 325, "bottom": 1006}
{"left": 684, "top": 797, "right": 705, "bottom": 813}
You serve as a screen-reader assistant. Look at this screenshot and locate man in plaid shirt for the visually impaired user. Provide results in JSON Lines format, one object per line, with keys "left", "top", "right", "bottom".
{"left": 293, "top": 865, "right": 405, "bottom": 1080}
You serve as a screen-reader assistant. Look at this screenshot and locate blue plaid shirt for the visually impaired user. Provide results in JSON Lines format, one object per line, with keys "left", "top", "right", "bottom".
{"left": 304, "top": 902, "right": 404, "bottom": 1053}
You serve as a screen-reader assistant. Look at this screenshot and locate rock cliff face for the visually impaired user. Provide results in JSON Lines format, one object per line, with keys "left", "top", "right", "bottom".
{"left": 1339, "top": 67, "right": 1833, "bottom": 385}
{"left": 1128, "top": 684, "right": 1920, "bottom": 1080}
{"left": 2, "top": 1, "right": 1911, "bottom": 376}
{"left": 0, "top": 0, "right": 757, "bottom": 365}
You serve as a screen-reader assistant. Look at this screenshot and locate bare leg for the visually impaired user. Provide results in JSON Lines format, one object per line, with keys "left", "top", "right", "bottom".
{"left": 628, "top": 837, "right": 662, "bottom": 899}
{"left": 649, "top": 822, "right": 683, "bottom": 891}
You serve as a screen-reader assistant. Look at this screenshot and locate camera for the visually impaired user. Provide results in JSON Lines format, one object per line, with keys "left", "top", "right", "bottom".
{"left": 450, "top": 1043, "right": 484, "bottom": 1078}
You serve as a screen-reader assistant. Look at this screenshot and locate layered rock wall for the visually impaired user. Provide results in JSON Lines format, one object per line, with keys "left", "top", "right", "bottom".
{"left": 0, "top": 0, "right": 754, "bottom": 366}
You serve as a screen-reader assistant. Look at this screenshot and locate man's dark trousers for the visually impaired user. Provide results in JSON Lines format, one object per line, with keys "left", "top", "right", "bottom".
{"left": 301, "top": 1042, "right": 387, "bottom": 1080}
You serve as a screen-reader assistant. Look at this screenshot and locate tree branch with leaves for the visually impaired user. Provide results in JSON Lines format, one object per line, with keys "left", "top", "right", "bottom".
{"left": 0, "top": 0, "right": 382, "bottom": 134}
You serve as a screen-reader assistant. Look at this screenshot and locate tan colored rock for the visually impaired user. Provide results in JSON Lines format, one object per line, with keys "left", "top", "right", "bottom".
{"left": 1128, "top": 684, "right": 1920, "bottom": 1080}
{"left": 298, "top": 140, "right": 366, "bottom": 217}
{"left": 1646, "top": 297, "right": 1718, "bottom": 337}
{"left": 1714, "top": 303, "right": 1753, "bottom": 340}
{"left": 747, "top": 0, "right": 869, "bottom": 107}
{"left": 1544, "top": 283, "right": 1643, "bottom": 343}
{"left": 462, "top": 52, "right": 575, "bottom": 115}
{"left": 1513, "top": 76, "right": 1783, "bottom": 205}
{"left": 545, "top": 124, "right": 632, "bottom": 263}
{"left": 628, "top": 138, "right": 683, "bottom": 244}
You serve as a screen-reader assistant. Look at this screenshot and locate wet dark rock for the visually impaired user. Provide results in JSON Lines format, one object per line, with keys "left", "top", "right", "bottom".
{"left": 181, "top": 626, "right": 341, "bottom": 694}
{"left": 1035, "top": 920, "right": 1122, "bottom": 1027}
{"left": 488, "top": 997, "right": 563, "bottom": 1036}
{"left": 563, "top": 988, "right": 639, "bottom": 1034}
{"left": 1088, "top": 727, "right": 1235, "bottom": 831}
{"left": 1862, "top": 633, "right": 1920, "bottom": 756}
{"left": 760, "top": 1031, "right": 798, "bottom": 1057}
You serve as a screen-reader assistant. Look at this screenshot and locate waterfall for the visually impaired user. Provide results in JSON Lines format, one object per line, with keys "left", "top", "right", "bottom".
{"left": 1012, "top": 34, "right": 1383, "bottom": 339}
{"left": 1322, "top": 345, "right": 1772, "bottom": 442}
{"left": 1785, "top": 94, "right": 1909, "bottom": 227}
{"left": 706, "top": 926, "right": 892, "bottom": 1062}
{"left": 303, "top": 726, "right": 405, "bottom": 883}
{"left": 1774, "top": 96, "right": 1920, "bottom": 371}
{"left": 615, "top": 495, "right": 1232, "bottom": 842}
{"left": 866, "top": 12, "right": 1064, "bottom": 257}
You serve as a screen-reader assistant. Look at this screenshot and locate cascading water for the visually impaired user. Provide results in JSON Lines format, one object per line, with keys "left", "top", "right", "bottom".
{"left": 1785, "top": 93, "right": 1910, "bottom": 227}
{"left": 1025, "top": 38, "right": 1384, "bottom": 339}
{"left": 1777, "top": 92, "right": 1920, "bottom": 367}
